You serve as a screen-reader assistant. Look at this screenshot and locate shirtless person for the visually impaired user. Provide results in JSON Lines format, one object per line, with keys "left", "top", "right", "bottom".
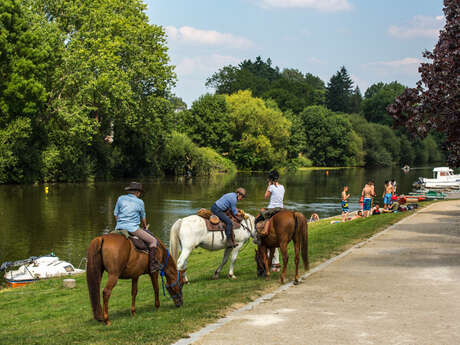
{"left": 382, "top": 180, "right": 394, "bottom": 210}
{"left": 341, "top": 185, "right": 350, "bottom": 222}
{"left": 361, "top": 180, "right": 375, "bottom": 217}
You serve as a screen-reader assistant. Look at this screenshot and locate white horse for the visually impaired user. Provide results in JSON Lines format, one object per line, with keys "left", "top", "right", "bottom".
{"left": 169, "top": 213, "right": 257, "bottom": 281}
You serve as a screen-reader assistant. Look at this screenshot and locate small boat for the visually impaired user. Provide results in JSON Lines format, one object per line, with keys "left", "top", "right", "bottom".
{"left": 2, "top": 254, "right": 85, "bottom": 288}
{"left": 416, "top": 167, "right": 460, "bottom": 189}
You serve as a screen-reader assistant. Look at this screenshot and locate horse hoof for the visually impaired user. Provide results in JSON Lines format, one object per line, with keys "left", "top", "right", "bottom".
{"left": 228, "top": 274, "right": 237, "bottom": 280}
{"left": 212, "top": 274, "right": 219, "bottom": 280}
{"left": 293, "top": 280, "right": 299, "bottom": 285}
{"left": 131, "top": 311, "right": 136, "bottom": 316}
{"left": 105, "top": 320, "right": 112, "bottom": 326}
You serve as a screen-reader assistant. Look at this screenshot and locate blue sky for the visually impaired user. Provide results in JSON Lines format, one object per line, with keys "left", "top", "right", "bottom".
{"left": 145, "top": 0, "right": 444, "bottom": 106}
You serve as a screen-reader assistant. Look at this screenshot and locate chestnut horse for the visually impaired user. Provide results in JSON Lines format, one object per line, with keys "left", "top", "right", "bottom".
{"left": 86, "top": 233, "right": 184, "bottom": 325}
{"left": 256, "top": 210, "right": 309, "bottom": 284}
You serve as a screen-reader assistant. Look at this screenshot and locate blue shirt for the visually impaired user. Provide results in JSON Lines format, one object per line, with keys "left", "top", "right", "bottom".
{"left": 214, "top": 192, "right": 238, "bottom": 216}
{"left": 114, "top": 194, "right": 146, "bottom": 232}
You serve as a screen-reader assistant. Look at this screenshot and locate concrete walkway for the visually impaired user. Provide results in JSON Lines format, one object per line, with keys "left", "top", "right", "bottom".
{"left": 182, "top": 200, "right": 460, "bottom": 345}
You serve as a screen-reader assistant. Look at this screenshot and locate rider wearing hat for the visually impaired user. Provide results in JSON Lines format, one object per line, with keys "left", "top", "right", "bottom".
{"left": 114, "top": 182, "right": 162, "bottom": 272}
{"left": 211, "top": 187, "right": 246, "bottom": 248}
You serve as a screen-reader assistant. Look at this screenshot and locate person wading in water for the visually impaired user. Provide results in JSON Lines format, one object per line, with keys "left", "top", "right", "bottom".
{"left": 211, "top": 188, "right": 246, "bottom": 248}
{"left": 114, "top": 182, "right": 162, "bottom": 272}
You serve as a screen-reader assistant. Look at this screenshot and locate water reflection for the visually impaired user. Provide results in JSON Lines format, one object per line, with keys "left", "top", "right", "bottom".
{"left": 0, "top": 166, "right": 452, "bottom": 268}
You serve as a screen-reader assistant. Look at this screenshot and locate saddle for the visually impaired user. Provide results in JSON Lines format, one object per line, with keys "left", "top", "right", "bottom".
{"left": 255, "top": 208, "right": 283, "bottom": 237}
{"left": 111, "top": 230, "right": 149, "bottom": 253}
{"left": 197, "top": 208, "right": 242, "bottom": 232}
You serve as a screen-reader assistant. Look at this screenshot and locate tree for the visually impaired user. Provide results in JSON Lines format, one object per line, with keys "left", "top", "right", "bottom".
{"left": 299, "top": 106, "right": 362, "bottom": 166}
{"left": 326, "top": 66, "right": 354, "bottom": 113}
{"left": 32, "top": 0, "right": 176, "bottom": 180}
{"left": 362, "top": 81, "right": 405, "bottom": 126}
{"left": 349, "top": 86, "right": 362, "bottom": 114}
{"left": 0, "top": 0, "right": 60, "bottom": 182}
{"left": 225, "top": 90, "right": 291, "bottom": 170}
{"left": 182, "top": 94, "right": 232, "bottom": 154}
{"left": 206, "top": 56, "right": 280, "bottom": 97}
{"left": 388, "top": 0, "right": 460, "bottom": 167}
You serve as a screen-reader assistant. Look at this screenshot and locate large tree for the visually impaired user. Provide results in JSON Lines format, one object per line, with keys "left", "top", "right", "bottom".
{"left": 387, "top": 0, "right": 459, "bottom": 167}
{"left": 326, "top": 66, "right": 354, "bottom": 113}
{"left": 362, "top": 81, "right": 406, "bottom": 126}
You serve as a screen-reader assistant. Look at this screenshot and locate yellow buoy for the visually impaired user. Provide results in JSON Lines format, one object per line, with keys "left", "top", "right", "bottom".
{"left": 45, "top": 186, "right": 49, "bottom": 194}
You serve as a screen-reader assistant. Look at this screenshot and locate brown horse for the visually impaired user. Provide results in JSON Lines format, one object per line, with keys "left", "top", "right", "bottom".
{"left": 86, "top": 233, "right": 185, "bottom": 325}
{"left": 256, "top": 210, "right": 309, "bottom": 284}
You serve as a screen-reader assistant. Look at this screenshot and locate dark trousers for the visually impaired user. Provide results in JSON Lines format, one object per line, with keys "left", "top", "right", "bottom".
{"left": 211, "top": 204, "right": 233, "bottom": 238}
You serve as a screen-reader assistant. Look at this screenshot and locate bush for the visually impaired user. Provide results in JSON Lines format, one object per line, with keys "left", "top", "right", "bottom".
{"left": 161, "top": 132, "right": 235, "bottom": 176}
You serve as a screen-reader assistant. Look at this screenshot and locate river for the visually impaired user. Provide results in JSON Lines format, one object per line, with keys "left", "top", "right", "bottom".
{"left": 0, "top": 166, "right": 450, "bottom": 273}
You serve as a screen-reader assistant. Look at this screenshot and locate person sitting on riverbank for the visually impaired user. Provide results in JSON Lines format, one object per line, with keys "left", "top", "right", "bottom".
{"left": 341, "top": 185, "right": 350, "bottom": 222}
{"left": 350, "top": 210, "right": 363, "bottom": 220}
{"left": 372, "top": 204, "right": 381, "bottom": 215}
{"left": 361, "top": 180, "right": 375, "bottom": 217}
{"left": 114, "top": 182, "right": 162, "bottom": 272}
{"left": 211, "top": 187, "right": 246, "bottom": 248}
{"left": 309, "top": 213, "right": 320, "bottom": 223}
{"left": 382, "top": 201, "right": 400, "bottom": 213}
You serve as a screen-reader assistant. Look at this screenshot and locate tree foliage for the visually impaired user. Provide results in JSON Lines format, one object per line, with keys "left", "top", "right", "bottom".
{"left": 388, "top": 0, "right": 460, "bottom": 167}
{"left": 362, "top": 81, "right": 406, "bottom": 126}
{"left": 326, "top": 66, "right": 354, "bottom": 113}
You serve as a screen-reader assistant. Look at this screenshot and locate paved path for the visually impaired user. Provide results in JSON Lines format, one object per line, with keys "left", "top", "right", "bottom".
{"left": 182, "top": 200, "right": 460, "bottom": 345}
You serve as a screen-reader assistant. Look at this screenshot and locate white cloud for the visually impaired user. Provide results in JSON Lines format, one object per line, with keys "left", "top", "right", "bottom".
{"left": 388, "top": 15, "right": 444, "bottom": 39}
{"left": 175, "top": 55, "right": 241, "bottom": 76}
{"left": 306, "top": 57, "right": 326, "bottom": 65}
{"left": 365, "top": 57, "right": 423, "bottom": 76}
{"left": 257, "top": 0, "right": 352, "bottom": 11}
{"left": 350, "top": 74, "right": 369, "bottom": 92}
{"left": 166, "top": 26, "right": 253, "bottom": 49}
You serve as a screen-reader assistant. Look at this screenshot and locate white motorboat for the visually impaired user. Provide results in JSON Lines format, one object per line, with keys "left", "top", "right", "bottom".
{"left": 416, "top": 167, "right": 460, "bottom": 189}
{"left": 2, "top": 254, "right": 85, "bottom": 288}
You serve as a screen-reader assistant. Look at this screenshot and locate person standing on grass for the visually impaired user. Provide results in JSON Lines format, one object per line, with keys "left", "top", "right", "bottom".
{"left": 361, "top": 180, "right": 375, "bottom": 217}
{"left": 382, "top": 180, "right": 394, "bottom": 210}
{"left": 341, "top": 185, "right": 350, "bottom": 222}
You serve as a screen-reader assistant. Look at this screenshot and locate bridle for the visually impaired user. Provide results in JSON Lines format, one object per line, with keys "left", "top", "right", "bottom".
{"left": 240, "top": 215, "right": 255, "bottom": 238}
{"left": 159, "top": 249, "right": 183, "bottom": 301}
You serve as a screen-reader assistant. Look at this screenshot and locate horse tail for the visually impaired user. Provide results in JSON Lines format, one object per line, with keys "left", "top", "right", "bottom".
{"left": 295, "top": 212, "right": 309, "bottom": 271}
{"left": 170, "top": 219, "right": 182, "bottom": 261}
{"left": 86, "top": 236, "right": 104, "bottom": 321}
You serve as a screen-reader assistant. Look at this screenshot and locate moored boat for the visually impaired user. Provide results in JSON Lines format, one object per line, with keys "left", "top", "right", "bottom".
{"left": 2, "top": 254, "right": 85, "bottom": 288}
{"left": 416, "top": 167, "right": 460, "bottom": 189}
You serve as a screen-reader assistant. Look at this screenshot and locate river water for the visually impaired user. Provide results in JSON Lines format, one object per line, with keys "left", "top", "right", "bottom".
{"left": 0, "top": 166, "right": 449, "bottom": 270}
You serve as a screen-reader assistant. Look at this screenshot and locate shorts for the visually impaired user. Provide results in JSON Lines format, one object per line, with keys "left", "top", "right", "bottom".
{"left": 363, "top": 198, "right": 372, "bottom": 211}
{"left": 384, "top": 193, "right": 392, "bottom": 205}
{"left": 341, "top": 200, "right": 349, "bottom": 213}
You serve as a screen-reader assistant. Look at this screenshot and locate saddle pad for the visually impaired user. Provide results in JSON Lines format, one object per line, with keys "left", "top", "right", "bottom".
{"left": 205, "top": 218, "right": 225, "bottom": 232}
{"left": 110, "top": 230, "right": 148, "bottom": 253}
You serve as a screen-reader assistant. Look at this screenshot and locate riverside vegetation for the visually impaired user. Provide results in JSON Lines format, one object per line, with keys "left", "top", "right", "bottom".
{"left": 0, "top": 203, "right": 433, "bottom": 345}
{"left": 0, "top": 0, "right": 450, "bottom": 184}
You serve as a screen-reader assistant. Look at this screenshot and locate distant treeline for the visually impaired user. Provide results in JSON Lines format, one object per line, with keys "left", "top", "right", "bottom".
{"left": 0, "top": 0, "right": 444, "bottom": 183}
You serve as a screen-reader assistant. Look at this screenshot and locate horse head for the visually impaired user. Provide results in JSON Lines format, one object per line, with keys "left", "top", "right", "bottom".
{"left": 241, "top": 212, "right": 257, "bottom": 239}
{"left": 163, "top": 264, "right": 185, "bottom": 307}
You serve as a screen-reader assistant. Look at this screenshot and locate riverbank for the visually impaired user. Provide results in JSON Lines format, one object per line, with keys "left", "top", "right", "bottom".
{"left": 0, "top": 203, "right": 434, "bottom": 345}
{"left": 189, "top": 199, "right": 460, "bottom": 345}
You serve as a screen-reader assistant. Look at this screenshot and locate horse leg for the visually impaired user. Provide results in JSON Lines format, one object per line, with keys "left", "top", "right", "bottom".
{"left": 102, "top": 273, "right": 119, "bottom": 326}
{"left": 268, "top": 247, "right": 275, "bottom": 271}
{"left": 261, "top": 245, "right": 270, "bottom": 280}
{"left": 213, "top": 247, "right": 232, "bottom": 280}
{"left": 131, "top": 278, "right": 138, "bottom": 316}
{"left": 293, "top": 241, "right": 300, "bottom": 285}
{"left": 177, "top": 247, "right": 192, "bottom": 283}
{"left": 149, "top": 271, "right": 160, "bottom": 309}
{"left": 228, "top": 243, "right": 243, "bottom": 279}
{"left": 279, "top": 242, "right": 289, "bottom": 284}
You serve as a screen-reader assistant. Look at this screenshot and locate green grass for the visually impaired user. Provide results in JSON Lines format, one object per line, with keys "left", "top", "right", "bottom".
{"left": 0, "top": 202, "right": 433, "bottom": 345}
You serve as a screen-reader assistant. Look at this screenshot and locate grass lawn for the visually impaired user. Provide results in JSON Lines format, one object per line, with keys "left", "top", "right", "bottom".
{"left": 0, "top": 202, "right": 433, "bottom": 345}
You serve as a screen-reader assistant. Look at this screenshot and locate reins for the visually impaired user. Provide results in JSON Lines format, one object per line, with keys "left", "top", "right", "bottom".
{"left": 159, "top": 248, "right": 183, "bottom": 300}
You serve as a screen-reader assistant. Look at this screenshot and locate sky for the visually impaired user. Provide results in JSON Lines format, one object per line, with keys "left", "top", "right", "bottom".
{"left": 144, "top": 0, "right": 445, "bottom": 107}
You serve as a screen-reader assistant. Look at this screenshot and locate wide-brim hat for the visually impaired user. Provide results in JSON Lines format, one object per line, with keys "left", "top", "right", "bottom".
{"left": 124, "top": 182, "right": 143, "bottom": 192}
